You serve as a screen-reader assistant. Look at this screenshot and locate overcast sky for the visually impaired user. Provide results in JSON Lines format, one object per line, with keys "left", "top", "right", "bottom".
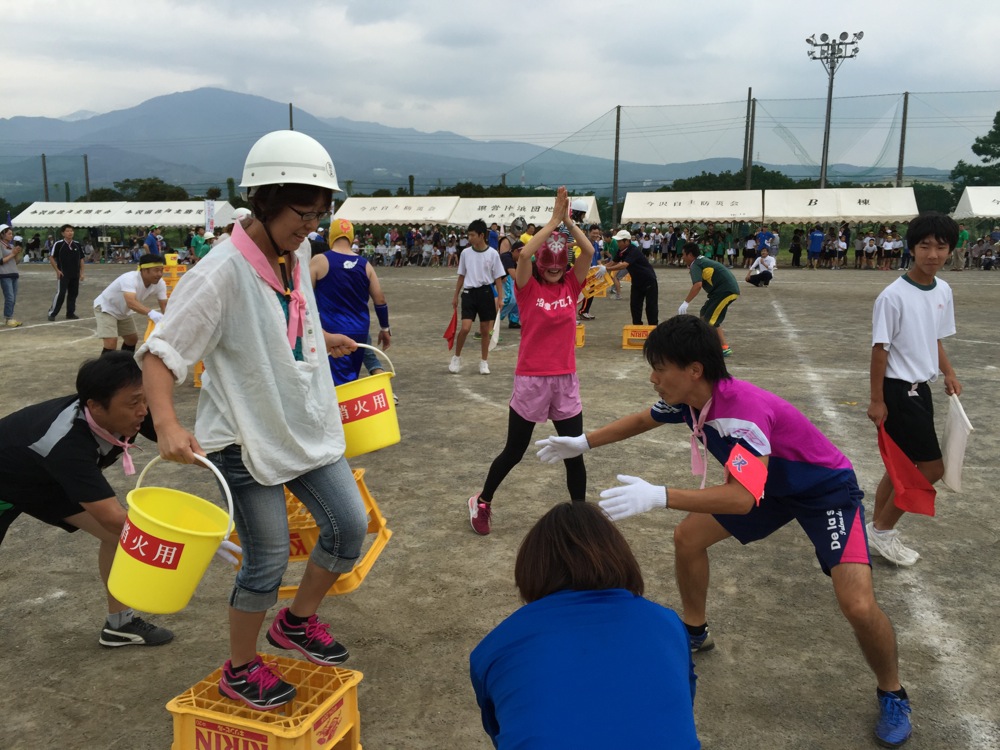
{"left": 5, "top": 0, "right": 999, "bottom": 162}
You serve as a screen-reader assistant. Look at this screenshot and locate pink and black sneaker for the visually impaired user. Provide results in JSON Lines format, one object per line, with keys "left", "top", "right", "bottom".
{"left": 219, "top": 656, "right": 296, "bottom": 710}
{"left": 266, "top": 608, "right": 349, "bottom": 666}
{"left": 468, "top": 493, "right": 492, "bottom": 535}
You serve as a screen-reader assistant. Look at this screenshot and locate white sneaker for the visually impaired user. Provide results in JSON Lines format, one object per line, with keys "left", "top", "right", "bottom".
{"left": 448, "top": 356, "right": 461, "bottom": 374}
{"left": 479, "top": 360, "right": 490, "bottom": 375}
{"left": 867, "top": 523, "right": 920, "bottom": 566}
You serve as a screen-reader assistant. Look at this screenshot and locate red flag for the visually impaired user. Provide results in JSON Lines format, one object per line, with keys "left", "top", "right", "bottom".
{"left": 443, "top": 310, "right": 457, "bottom": 350}
{"left": 877, "top": 424, "right": 936, "bottom": 516}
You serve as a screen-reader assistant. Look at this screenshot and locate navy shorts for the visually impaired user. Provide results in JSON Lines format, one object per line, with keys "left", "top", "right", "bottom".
{"left": 713, "top": 476, "right": 871, "bottom": 575}
{"left": 461, "top": 285, "right": 496, "bottom": 322}
{"left": 883, "top": 378, "right": 941, "bottom": 462}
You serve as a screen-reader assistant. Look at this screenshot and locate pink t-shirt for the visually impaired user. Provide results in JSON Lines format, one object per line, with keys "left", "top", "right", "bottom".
{"left": 514, "top": 273, "right": 583, "bottom": 376}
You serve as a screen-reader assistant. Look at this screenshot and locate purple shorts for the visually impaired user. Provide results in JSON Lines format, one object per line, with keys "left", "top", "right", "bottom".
{"left": 510, "top": 374, "right": 582, "bottom": 423}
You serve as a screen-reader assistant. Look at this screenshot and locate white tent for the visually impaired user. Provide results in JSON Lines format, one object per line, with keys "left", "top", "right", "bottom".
{"left": 763, "top": 188, "right": 918, "bottom": 224}
{"left": 621, "top": 190, "right": 763, "bottom": 223}
{"left": 13, "top": 201, "right": 234, "bottom": 229}
{"left": 13, "top": 202, "right": 128, "bottom": 227}
{"left": 103, "top": 201, "right": 234, "bottom": 228}
{"left": 447, "top": 196, "right": 601, "bottom": 228}
{"left": 951, "top": 186, "right": 1000, "bottom": 220}
{"left": 334, "top": 196, "right": 460, "bottom": 226}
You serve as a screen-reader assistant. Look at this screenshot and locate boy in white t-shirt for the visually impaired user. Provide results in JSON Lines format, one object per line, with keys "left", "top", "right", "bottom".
{"left": 450, "top": 219, "right": 506, "bottom": 375}
{"left": 92, "top": 253, "right": 168, "bottom": 355}
{"left": 867, "top": 213, "right": 962, "bottom": 566}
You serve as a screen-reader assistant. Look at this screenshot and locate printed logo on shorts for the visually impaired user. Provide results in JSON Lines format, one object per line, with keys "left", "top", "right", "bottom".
{"left": 826, "top": 509, "right": 847, "bottom": 551}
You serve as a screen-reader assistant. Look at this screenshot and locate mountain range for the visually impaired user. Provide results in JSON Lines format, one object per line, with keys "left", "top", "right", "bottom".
{"left": 0, "top": 87, "right": 948, "bottom": 205}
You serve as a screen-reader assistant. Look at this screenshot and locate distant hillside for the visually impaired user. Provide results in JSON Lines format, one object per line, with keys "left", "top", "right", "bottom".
{"left": 0, "top": 87, "right": 951, "bottom": 205}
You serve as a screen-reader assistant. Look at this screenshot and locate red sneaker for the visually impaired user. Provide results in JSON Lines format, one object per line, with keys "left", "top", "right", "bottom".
{"left": 468, "top": 494, "right": 492, "bottom": 535}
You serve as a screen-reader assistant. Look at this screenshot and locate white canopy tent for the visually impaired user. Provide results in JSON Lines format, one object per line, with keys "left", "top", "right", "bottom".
{"left": 13, "top": 202, "right": 128, "bottom": 227}
{"left": 334, "top": 196, "right": 461, "bottom": 226}
{"left": 621, "top": 191, "right": 763, "bottom": 223}
{"left": 14, "top": 201, "right": 234, "bottom": 229}
{"left": 951, "top": 186, "right": 1000, "bottom": 220}
{"left": 763, "top": 188, "right": 918, "bottom": 224}
{"left": 446, "top": 196, "right": 601, "bottom": 228}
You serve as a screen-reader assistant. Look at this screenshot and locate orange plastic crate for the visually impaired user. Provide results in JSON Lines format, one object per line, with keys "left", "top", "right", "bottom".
{"left": 621, "top": 324, "right": 656, "bottom": 350}
{"left": 229, "top": 468, "right": 392, "bottom": 600}
{"left": 167, "top": 656, "right": 362, "bottom": 750}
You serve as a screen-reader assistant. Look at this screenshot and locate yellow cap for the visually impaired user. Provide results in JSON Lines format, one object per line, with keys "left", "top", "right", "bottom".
{"left": 328, "top": 218, "right": 355, "bottom": 245}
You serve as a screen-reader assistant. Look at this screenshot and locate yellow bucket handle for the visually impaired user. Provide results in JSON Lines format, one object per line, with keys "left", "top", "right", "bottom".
{"left": 353, "top": 342, "right": 395, "bottom": 376}
{"left": 135, "top": 455, "right": 235, "bottom": 531}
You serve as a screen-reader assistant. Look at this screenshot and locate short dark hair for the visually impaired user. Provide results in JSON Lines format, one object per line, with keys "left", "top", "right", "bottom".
{"left": 644, "top": 316, "right": 730, "bottom": 384}
{"left": 60, "top": 224, "right": 74, "bottom": 233}
{"left": 468, "top": 219, "right": 487, "bottom": 236}
{"left": 249, "top": 183, "right": 333, "bottom": 224}
{"left": 138, "top": 253, "right": 164, "bottom": 266}
{"left": 681, "top": 242, "right": 700, "bottom": 258}
{"left": 76, "top": 352, "right": 143, "bottom": 410}
{"left": 514, "top": 503, "right": 644, "bottom": 603}
{"left": 906, "top": 211, "right": 959, "bottom": 251}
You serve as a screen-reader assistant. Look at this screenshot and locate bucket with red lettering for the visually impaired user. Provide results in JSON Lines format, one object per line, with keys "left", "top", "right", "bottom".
{"left": 108, "top": 455, "right": 234, "bottom": 614}
{"left": 335, "top": 343, "right": 399, "bottom": 459}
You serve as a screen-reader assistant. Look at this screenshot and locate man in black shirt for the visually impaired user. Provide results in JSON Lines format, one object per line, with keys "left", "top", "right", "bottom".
{"left": 47, "top": 223, "right": 86, "bottom": 320}
{"left": 605, "top": 230, "right": 659, "bottom": 325}
{"left": 0, "top": 353, "right": 175, "bottom": 647}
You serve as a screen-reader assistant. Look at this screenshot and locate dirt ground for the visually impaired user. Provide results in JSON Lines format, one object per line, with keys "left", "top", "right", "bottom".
{"left": 0, "top": 258, "right": 998, "bottom": 750}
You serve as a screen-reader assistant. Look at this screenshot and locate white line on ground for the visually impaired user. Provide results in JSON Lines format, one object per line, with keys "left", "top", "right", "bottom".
{"left": 23, "top": 589, "right": 68, "bottom": 606}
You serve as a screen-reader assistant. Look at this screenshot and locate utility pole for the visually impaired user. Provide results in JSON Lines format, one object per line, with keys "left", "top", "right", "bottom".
{"left": 289, "top": 103, "right": 294, "bottom": 131}
{"left": 83, "top": 154, "right": 91, "bottom": 201}
{"left": 745, "top": 99, "right": 756, "bottom": 190}
{"left": 42, "top": 154, "right": 50, "bottom": 201}
{"left": 742, "top": 88, "right": 752, "bottom": 175}
{"left": 611, "top": 105, "right": 621, "bottom": 227}
{"left": 806, "top": 31, "right": 864, "bottom": 188}
{"left": 896, "top": 92, "right": 909, "bottom": 187}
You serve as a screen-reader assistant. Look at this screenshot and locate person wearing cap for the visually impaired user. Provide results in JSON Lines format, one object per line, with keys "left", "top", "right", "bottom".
{"left": 48, "top": 224, "right": 86, "bottom": 321}
{"left": 1, "top": 225, "right": 24, "bottom": 326}
{"left": 604, "top": 229, "right": 659, "bottom": 326}
{"left": 144, "top": 226, "right": 160, "bottom": 256}
{"left": 310, "top": 218, "right": 391, "bottom": 385}
{"left": 140, "top": 130, "right": 368, "bottom": 712}
{"left": 93, "top": 253, "right": 167, "bottom": 355}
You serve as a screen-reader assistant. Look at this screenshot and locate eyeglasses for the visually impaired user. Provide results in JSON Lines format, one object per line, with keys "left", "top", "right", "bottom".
{"left": 287, "top": 207, "right": 332, "bottom": 223}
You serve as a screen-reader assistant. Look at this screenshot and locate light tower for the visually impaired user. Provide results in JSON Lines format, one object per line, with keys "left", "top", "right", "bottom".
{"left": 806, "top": 31, "right": 864, "bottom": 188}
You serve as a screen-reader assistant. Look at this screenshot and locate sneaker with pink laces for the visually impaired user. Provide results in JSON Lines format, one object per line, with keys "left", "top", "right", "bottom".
{"left": 266, "top": 608, "right": 349, "bottom": 665}
{"left": 219, "top": 656, "right": 296, "bottom": 710}
{"left": 468, "top": 493, "right": 492, "bottom": 535}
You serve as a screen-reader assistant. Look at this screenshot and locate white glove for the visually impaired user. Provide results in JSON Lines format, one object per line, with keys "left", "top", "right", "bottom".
{"left": 677, "top": 301, "right": 689, "bottom": 316}
{"left": 215, "top": 539, "right": 242, "bottom": 565}
{"left": 535, "top": 434, "right": 591, "bottom": 464}
{"left": 147, "top": 310, "right": 164, "bottom": 324}
{"left": 599, "top": 475, "right": 668, "bottom": 521}
{"left": 594, "top": 265, "right": 607, "bottom": 279}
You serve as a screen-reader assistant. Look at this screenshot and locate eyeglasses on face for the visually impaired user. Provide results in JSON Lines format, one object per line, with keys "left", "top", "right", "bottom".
{"left": 288, "top": 207, "right": 332, "bottom": 222}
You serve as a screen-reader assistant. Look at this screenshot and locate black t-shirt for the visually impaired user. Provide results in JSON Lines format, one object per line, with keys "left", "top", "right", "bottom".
{"left": 51, "top": 239, "right": 85, "bottom": 278}
{"left": 619, "top": 243, "right": 657, "bottom": 286}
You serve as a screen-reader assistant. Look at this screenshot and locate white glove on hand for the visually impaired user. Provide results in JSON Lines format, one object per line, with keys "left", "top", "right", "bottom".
{"left": 535, "top": 434, "right": 591, "bottom": 464}
{"left": 215, "top": 539, "right": 241, "bottom": 565}
{"left": 147, "top": 310, "right": 164, "bottom": 324}
{"left": 599, "top": 475, "right": 668, "bottom": 521}
{"left": 594, "top": 265, "right": 607, "bottom": 279}
{"left": 677, "top": 301, "right": 689, "bottom": 316}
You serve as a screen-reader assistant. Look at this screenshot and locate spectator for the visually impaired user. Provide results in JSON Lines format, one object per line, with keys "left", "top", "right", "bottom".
{"left": 0, "top": 225, "right": 23, "bottom": 326}
{"left": 48, "top": 224, "right": 86, "bottom": 321}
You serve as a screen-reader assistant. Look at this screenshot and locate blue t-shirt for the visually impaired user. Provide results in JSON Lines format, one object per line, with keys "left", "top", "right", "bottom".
{"left": 755, "top": 230, "right": 773, "bottom": 251}
{"left": 314, "top": 251, "right": 370, "bottom": 384}
{"left": 471, "top": 589, "right": 700, "bottom": 749}
{"left": 144, "top": 233, "right": 159, "bottom": 255}
{"left": 488, "top": 229, "right": 500, "bottom": 250}
{"left": 807, "top": 230, "right": 825, "bottom": 254}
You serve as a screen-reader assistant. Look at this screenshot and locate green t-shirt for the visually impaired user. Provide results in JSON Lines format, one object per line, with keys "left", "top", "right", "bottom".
{"left": 957, "top": 229, "right": 969, "bottom": 249}
{"left": 689, "top": 256, "right": 739, "bottom": 297}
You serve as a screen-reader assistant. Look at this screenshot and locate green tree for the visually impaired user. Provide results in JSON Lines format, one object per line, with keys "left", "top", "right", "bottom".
{"left": 205, "top": 186, "right": 222, "bottom": 200}
{"left": 950, "top": 109, "right": 1000, "bottom": 200}
{"left": 80, "top": 187, "right": 125, "bottom": 201}
{"left": 113, "top": 177, "right": 189, "bottom": 201}
{"left": 371, "top": 189, "right": 394, "bottom": 197}
{"left": 226, "top": 177, "right": 238, "bottom": 203}
{"left": 911, "top": 182, "right": 956, "bottom": 214}
{"left": 661, "top": 165, "right": 800, "bottom": 192}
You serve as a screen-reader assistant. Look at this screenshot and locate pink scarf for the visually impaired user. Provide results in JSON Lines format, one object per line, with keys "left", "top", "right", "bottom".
{"left": 231, "top": 221, "right": 306, "bottom": 349}
{"left": 84, "top": 406, "right": 138, "bottom": 476}
{"left": 689, "top": 398, "right": 713, "bottom": 490}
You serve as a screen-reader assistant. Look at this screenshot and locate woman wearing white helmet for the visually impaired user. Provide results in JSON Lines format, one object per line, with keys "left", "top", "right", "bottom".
{"left": 139, "top": 130, "right": 368, "bottom": 710}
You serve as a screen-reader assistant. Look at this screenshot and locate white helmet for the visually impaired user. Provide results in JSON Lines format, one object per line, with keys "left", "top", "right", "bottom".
{"left": 240, "top": 130, "right": 342, "bottom": 193}
{"left": 231, "top": 207, "right": 252, "bottom": 221}
{"left": 570, "top": 198, "right": 588, "bottom": 214}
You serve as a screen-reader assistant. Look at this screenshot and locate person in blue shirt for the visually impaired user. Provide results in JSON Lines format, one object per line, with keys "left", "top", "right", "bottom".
{"left": 755, "top": 224, "right": 773, "bottom": 255}
{"left": 470, "top": 502, "right": 700, "bottom": 749}
{"left": 144, "top": 225, "right": 160, "bottom": 256}
{"left": 807, "top": 224, "right": 825, "bottom": 270}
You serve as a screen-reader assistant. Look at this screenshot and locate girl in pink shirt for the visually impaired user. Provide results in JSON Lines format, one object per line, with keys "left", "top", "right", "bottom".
{"left": 468, "top": 188, "right": 595, "bottom": 535}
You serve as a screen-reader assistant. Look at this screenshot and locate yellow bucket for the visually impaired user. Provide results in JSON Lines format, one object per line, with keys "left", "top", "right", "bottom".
{"left": 335, "top": 343, "right": 400, "bottom": 459}
{"left": 108, "top": 456, "right": 234, "bottom": 614}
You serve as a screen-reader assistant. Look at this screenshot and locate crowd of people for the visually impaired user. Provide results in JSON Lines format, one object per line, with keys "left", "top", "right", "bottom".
{"left": 0, "top": 127, "right": 979, "bottom": 747}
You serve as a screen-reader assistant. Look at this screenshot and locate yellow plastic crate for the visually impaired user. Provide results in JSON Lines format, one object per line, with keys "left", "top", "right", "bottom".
{"left": 193, "top": 361, "right": 205, "bottom": 389}
{"left": 229, "top": 468, "right": 392, "bottom": 600}
{"left": 581, "top": 267, "right": 613, "bottom": 299}
{"left": 575, "top": 324, "right": 585, "bottom": 348}
{"left": 621, "top": 324, "right": 656, "bottom": 350}
{"left": 167, "top": 656, "right": 362, "bottom": 750}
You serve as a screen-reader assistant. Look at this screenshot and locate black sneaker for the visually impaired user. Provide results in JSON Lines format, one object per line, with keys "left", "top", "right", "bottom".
{"left": 266, "top": 608, "right": 349, "bottom": 665}
{"left": 219, "top": 657, "right": 296, "bottom": 710}
{"left": 99, "top": 616, "right": 174, "bottom": 647}
{"left": 67, "top": 314, "right": 80, "bottom": 320}
{"left": 47, "top": 314, "right": 56, "bottom": 321}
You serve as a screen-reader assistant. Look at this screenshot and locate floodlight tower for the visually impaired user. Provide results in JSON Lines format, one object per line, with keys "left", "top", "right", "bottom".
{"left": 805, "top": 31, "right": 863, "bottom": 188}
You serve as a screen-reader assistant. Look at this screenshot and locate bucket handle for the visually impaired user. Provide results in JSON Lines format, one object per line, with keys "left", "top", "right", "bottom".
{"left": 134, "top": 455, "right": 235, "bottom": 532}
{"left": 353, "top": 342, "right": 395, "bottom": 376}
